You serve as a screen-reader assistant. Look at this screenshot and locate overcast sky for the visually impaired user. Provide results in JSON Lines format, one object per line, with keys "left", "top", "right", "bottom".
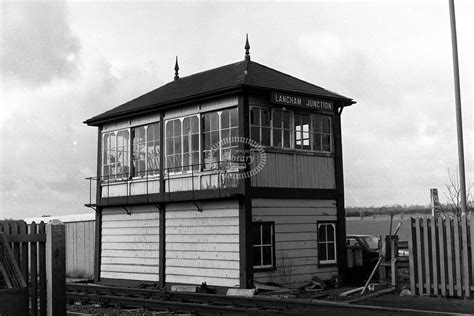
{"left": 1, "top": 0, "right": 473, "bottom": 219}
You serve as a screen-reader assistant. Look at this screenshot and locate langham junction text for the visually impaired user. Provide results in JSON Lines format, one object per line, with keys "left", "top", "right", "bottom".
{"left": 271, "top": 92, "right": 334, "bottom": 111}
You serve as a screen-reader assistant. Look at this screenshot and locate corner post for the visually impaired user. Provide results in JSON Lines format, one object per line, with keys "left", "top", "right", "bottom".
{"left": 46, "top": 220, "right": 66, "bottom": 316}
{"left": 238, "top": 92, "right": 253, "bottom": 288}
{"left": 334, "top": 104, "right": 347, "bottom": 282}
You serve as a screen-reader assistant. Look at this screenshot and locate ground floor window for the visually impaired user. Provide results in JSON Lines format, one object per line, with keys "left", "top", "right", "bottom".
{"left": 317, "top": 222, "right": 337, "bottom": 264}
{"left": 252, "top": 221, "right": 275, "bottom": 269}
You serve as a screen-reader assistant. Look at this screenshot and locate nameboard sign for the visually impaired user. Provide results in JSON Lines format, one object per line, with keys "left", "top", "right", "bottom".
{"left": 271, "top": 92, "right": 334, "bottom": 112}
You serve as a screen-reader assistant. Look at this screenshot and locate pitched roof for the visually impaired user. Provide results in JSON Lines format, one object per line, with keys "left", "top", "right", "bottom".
{"left": 85, "top": 59, "right": 355, "bottom": 125}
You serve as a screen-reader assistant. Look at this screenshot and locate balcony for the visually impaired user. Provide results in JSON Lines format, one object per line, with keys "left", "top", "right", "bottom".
{"left": 85, "top": 162, "right": 242, "bottom": 207}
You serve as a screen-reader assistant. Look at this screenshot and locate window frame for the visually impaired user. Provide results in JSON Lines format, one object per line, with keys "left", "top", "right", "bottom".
{"left": 249, "top": 106, "right": 333, "bottom": 154}
{"left": 102, "top": 128, "right": 130, "bottom": 181}
{"left": 164, "top": 114, "right": 200, "bottom": 174}
{"left": 317, "top": 221, "right": 338, "bottom": 266}
{"left": 252, "top": 221, "right": 276, "bottom": 271}
{"left": 131, "top": 122, "right": 161, "bottom": 179}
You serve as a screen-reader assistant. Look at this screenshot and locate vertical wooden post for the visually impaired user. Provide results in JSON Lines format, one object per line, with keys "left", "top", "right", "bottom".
{"left": 430, "top": 216, "right": 438, "bottom": 296}
{"left": 46, "top": 220, "right": 66, "bottom": 316}
{"left": 408, "top": 218, "right": 416, "bottom": 294}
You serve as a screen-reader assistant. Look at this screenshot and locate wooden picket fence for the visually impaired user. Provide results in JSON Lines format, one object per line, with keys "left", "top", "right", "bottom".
{"left": 409, "top": 215, "right": 474, "bottom": 297}
{"left": 0, "top": 220, "right": 47, "bottom": 316}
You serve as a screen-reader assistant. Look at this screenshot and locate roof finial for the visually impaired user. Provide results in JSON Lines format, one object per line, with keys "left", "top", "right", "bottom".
{"left": 244, "top": 34, "right": 250, "bottom": 61}
{"left": 174, "top": 56, "right": 179, "bottom": 81}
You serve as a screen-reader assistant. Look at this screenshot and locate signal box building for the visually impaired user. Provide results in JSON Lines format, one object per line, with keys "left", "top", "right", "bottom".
{"left": 85, "top": 40, "right": 355, "bottom": 290}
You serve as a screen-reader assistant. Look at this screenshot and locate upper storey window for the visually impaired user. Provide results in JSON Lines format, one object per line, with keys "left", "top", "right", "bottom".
{"left": 165, "top": 115, "right": 200, "bottom": 173}
{"left": 102, "top": 130, "right": 130, "bottom": 180}
{"left": 132, "top": 122, "right": 160, "bottom": 177}
{"left": 250, "top": 107, "right": 332, "bottom": 153}
{"left": 203, "top": 108, "right": 238, "bottom": 169}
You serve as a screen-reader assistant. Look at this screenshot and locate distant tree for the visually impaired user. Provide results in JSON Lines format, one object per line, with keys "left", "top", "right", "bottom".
{"left": 441, "top": 168, "right": 473, "bottom": 217}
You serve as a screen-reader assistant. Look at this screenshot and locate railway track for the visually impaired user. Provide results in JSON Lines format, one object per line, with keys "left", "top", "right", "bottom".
{"left": 66, "top": 283, "right": 463, "bottom": 315}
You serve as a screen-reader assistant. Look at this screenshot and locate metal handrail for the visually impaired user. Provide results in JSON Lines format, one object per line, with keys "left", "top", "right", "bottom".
{"left": 85, "top": 160, "right": 240, "bottom": 205}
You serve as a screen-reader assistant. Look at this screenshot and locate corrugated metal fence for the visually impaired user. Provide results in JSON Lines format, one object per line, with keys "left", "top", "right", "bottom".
{"left": 409, "top": 215, "right": 474, "bottom": 297}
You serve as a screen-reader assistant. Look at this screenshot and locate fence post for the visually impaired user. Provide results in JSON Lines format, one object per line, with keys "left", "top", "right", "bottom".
{"left": 46, "top": 220, "right": 66, "bottom": 316}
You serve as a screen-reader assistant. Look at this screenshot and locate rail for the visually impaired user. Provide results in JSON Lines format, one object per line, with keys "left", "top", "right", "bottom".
{"left": 66, "top": 283, "right": 457, "bottom": 315}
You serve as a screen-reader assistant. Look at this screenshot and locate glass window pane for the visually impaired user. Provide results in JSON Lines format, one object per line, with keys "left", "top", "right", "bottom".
{"left": 313, "top": 134, "right": 322, "bottom": 151}
{"left": 261, "top": 109, "right": 271, "bottom": 127}
{"left": 203, "top": 133, "right": 211, "bottom": 150}
{"left": 147, "top": 125, "right": 153, "bottom": 141}
{"left": 327, "top": 243, "right": 335, "bottom": 260}
{"left": 283, "top": 130, "right": 291, "bottom": 148}
{"left": 250, "top": 108, "right": 260, "bottom": 126}
{"left": 231, "top": 127, "right": 238, "bottom": 139}
{"left": 263, "top": 246, "right": 272, "bottom": 265}
{"left": 319, "top": 243, "right": 327, "bottom": 261}
{"left": 174, "top": 137, "right": 181, "bottom": 153}
{"left": 251, "top": 127, "right": 259, "bottom": 142}
{"left": 322, "top": 135, "right": 331, "bottom": 152}
{"left": 273, "top": 110, "right": 281, "bottom": 128}
{"left": 183, "top": 117, "right": 190, "bottom": 135}
{"left": 273, "top": 129, "right": 282, "bottom": 147}
{"left": 253, "top": 247, "right": 262, "bottom": 267}
{"left": 313, "top": 116, "right": 322, "bottom": 133}
{"left": 221, "top": 110, "right": 230, "bottom": 128}
{"left": 166, "top": 139, "right": 173, "bottom": 155}
{"left": 327, "top": 224, "right": 335, "bottom": 241}
{"left": 211, "top": 131, "right": 219, "bottom": 148}
{"left": 174, "top": 120, "right": 181, "bottom": 136}
{"left": 221, "top": 129, "right": 229, "bottom": 141}
{"left": 203, "top": 114, "right": 211, "bottom": 132}
{"left": 191, "top": 116, "right": 199, "bottom": 133}
{"left": 252, "top": 224, "right": 261, "bottom": 243}
{"left": 183, "top": 135, "right": 189, "bottom": 153}
{"left": 322, "top": 117, "right": 330, "bottom": 133}
{"left": 262, "top": 224, "right": 272, "bottom": 244}
{"left": 211, "top": 113, "right": 219, "bottom": 131}
{"left": 318, "top": 225, "right": 327, "bottom": 241}
{"left": 283, "top": 112, "right": 291, "bottom": 129}
{"left": 110, "top": 134, "right": 116, "bottom": 149}
{"left": 191, "top": 134, "right": 199, "bottom": 151}
{"left": 261, "top": 128, "right": 270, "bottom": 146}
{"left": 230, "top": 108, "right": 238, "bottom": 127}
{"left": 166, "top": 121, "right": 173, "bottom": 136}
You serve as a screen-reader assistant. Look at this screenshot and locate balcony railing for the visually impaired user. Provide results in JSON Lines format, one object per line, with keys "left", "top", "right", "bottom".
{"left": 85, "top": 161, "right": 242, "bottom": 206}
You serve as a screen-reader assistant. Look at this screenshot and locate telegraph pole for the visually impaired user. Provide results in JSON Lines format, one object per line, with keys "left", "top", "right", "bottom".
{"left": 448, "top": 0, "right": 468, "bottom": 215}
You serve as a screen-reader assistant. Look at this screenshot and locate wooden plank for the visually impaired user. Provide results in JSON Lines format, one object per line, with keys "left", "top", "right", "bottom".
{"left": 38, "top": 222, "right": 46, "bottom": 316}
{"left": 166, "top": 243, "right": 239, "bottom": 252}
{"left": 102, "top": 227, "right": 160, "bottom": 236}
{"left": 101, "top": 249, "right": 160, "bottom": 259}
{"left": 461, "top": 215, "right": 470, "bottom": 297}
{"left": 252, "top": 207, "right": 336, "bottom": 217}
{"left": 100, "top": 271, "right": 159, "bottom": 282}
{"left": 470, "top": 215, "right": 474, "bottom": 292}
{"left": 165, "top": 217, "right": 239, "bottom": 227}
{"left": 165, "top": 234, "right": 238, "bottom": 243}
{"left": 408, "top": 218, "right": 416, "bottom": 295}
{"left": 252, "top": 198, "right": 336, "bottom": 208}
{"left": 274, "top": 232, "right": 317, "bottom": 242}
{"left": 165, "top": 226, "right": 239, "bottom": 235}
{"left": 166, "top": 258, "right": 240, "bottom": 270}
{"left": 166, "top": 201, "right": 239, "bottom": 213}
{"left": 165, "top": 251, "right": 239, "bottom": 261}
{"left": 272, "top": 223, "right": 318, "bottom": 234}
{"left": 446, "top": 216, "right": 454, "bottom": 296}
{"left": 101, "top": 234, "right": 160, "bottom": 243}
{"left": 101, "top": 257, "right": 160, "bottom": 266}
{"left": 431, "top": 216, "right": 438, "bottom": 295}
{"left": 102, "top": 211, "right": 160, "bottom": 221}
{"left": 30, "top": 222, "right": 38, "bottom": 316}
{"left": 102, "top": 219, "right": 161, "bottom": 228}
{"left": 46, "top": 221, "right": 66, "bottom": 316}
{"left": 415, "top": 217, "right": 423, "bottom": 295}
{"left": 423, "top": 218, "right": 431, "bottom": 295}
{"left": 453, "top": 216, "right": 462, "bottom": 297}
{"left": 438, "top": 216, "right": 446, "bottom": 297}
{"left": 276, "top": 240, "right": 317, "bottom": 250}
{"left": 166, "top": 266, "right": 239, "bottom": 279}
{"left": 100, "top": 264, "right": 159, "bottom": 274}
{"left": 101, "top": 242, "right": 160, "bottom": 251}
{"left": 252, "top": 215, "right": 334, "bottom": 225}
{"left": 165, "top": 274, "right": 239, "bottom": 287}
{"left": 19, "top": 221, "right": 29, "bottom": 286}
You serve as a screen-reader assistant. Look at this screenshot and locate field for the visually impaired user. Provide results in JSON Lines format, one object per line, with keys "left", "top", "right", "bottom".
{"left": 346, "top": 213, "right": 429, "bottom": 242}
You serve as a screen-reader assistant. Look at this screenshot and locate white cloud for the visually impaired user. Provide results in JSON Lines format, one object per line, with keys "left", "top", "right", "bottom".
{"left": 1, "top": 2, "right": 81, "bottom": 86}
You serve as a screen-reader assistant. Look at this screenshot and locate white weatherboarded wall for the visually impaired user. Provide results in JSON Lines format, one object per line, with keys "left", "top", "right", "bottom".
{"left": 101, "top": 206, "right": 160, "bottom": 281}
{"left": 165, "top": 201, "right": 240, "bottom": 287}
{"left": 252, "top": 199, "right": 338, "bottom": 288}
